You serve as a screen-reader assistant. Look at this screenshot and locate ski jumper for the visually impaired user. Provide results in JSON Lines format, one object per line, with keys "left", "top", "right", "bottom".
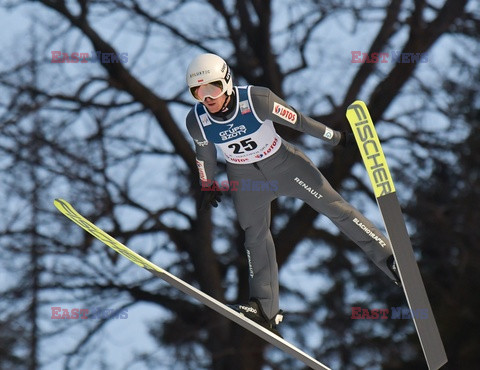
{"left": 186, "top": 86, "right": 396, "bottom": 319}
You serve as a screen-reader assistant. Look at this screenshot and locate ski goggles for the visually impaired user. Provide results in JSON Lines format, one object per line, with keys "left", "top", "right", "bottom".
{"left": 189, "top": 80, "right": 226, "bottom": 102}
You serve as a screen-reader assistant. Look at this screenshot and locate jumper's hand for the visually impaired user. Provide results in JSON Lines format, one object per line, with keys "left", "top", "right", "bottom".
{"left": 199, "top": 183, "right": 223, "bottom": 210}
{"left": 338, "top": 131, "right": 355, "bottom": 148}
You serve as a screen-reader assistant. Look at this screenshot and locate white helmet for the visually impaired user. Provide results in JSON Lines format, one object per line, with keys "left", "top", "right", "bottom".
{"left": 186, "top": 53, "right": 233, "bottom": 101}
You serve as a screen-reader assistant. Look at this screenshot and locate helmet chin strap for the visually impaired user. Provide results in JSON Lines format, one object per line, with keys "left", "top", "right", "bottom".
{"left": 220, "top": 94, "right": 232, "bottom": 112}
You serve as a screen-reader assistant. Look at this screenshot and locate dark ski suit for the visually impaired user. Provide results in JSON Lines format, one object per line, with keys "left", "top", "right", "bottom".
{"left": 186, "top": 85, "right": 396, "bottom": 319}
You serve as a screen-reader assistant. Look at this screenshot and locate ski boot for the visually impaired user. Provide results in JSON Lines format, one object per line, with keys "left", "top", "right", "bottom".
{"left": 387, "top": 255, "right": 402, "bottom": 287}
{"left": 229, "top": 298, "right": 284, "bottom": 337}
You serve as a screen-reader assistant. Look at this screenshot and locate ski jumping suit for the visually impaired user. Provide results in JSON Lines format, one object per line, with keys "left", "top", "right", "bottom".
{"left": 186, "top": 85, "right": 396, "bottom": 319}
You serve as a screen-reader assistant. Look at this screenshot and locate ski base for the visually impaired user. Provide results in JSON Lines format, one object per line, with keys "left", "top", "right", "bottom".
{"left": 54, "top": 199, "right": 331, "bottom": 370}
{"left": 380, "top": 192, "right": 447, "bottom": 370}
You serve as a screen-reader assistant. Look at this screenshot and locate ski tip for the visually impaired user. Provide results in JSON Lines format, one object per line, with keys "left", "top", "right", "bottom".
{"left": 347, "top": 99, "right": 367, "bottom": 110}
{"left": 54, "top": 198, "right": 68, "bottom": 204}
{"left": 53, "top": 198, "right": 71, "bottom": 212}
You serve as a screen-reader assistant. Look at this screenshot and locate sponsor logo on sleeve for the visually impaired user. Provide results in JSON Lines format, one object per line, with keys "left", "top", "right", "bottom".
{"left": 272, "top": 102, "right": 297, "bottom": 124}
{"left": 196, "top": 159, "right": 207, "bottom": 182}
{"left": 194, "top": 139, "right": 209, "bottom": 147}
{"left": 323, "top": 127, "right": 333, "bottom": 139}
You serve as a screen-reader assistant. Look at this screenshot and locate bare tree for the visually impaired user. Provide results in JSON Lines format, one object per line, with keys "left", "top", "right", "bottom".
{"left": 0, "top": 0, "right": 477, "bottom": 369}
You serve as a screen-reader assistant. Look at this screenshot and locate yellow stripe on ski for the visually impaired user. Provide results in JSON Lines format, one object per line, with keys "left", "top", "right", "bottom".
{"left": 54, "top": 198, "right": 165, "bottom": 274}
{"left": 346, "top": 100, "right": 395, "bottom": 198}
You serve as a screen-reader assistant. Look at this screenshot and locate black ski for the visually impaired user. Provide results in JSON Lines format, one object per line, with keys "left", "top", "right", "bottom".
{"left": 346, "top": 100, "right": 447, "bottom": 370}
{"left": 54, "top": 198, "right": 331, "bottom": 370}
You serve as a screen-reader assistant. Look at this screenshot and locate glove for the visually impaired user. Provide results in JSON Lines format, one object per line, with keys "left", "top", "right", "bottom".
{"left": 338, "top": 131, "right": 355, "bottom": 148}
{"left": 199, "top": 183, "right": 223, "bottom": 210}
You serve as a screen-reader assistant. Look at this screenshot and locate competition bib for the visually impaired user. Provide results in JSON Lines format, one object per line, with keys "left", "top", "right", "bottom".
{"left": 194, "top": 86, "right": 281, "bottom": 164}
